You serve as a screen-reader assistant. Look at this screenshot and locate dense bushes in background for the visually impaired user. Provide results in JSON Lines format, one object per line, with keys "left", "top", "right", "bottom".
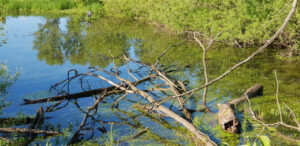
{"left": 103, "top": 0, "right": 300, "bottom": 48}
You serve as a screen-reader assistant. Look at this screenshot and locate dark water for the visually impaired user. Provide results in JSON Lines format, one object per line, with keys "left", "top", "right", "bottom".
{"left": 0, "top": 15, "right": 300, "bottom": 145}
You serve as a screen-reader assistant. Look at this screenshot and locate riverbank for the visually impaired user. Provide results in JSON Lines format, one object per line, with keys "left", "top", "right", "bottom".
{"left": 1, "top": 0, "right": 299, "bottom": 51}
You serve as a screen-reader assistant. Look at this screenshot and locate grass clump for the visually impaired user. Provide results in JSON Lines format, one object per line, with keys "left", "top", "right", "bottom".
{"left": 0, "top": 0, "right": 103, "bottom": 15}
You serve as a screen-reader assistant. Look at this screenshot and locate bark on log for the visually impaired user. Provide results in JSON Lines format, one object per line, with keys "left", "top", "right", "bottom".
{"left": 217, "top": 104, "right": 239, "bottom": 133}
{"left": 22, "top": 77, "right": 150, "bottom": 105}
{"left": 218, "top": 84, "right": 263, "bottom": 133}
{"left": 228, "top": 84, "right": 263, "bottom": 106}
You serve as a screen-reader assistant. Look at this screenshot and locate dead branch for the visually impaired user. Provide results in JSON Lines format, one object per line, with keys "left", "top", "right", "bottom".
{"left": 45, "top": 99, "right": 66, "bottom": 112}
{"left": 113, "top": 108, "right": 179, "bottom": 145}
{"left": 22, "top": 77, "right": 150, "bottom": 105}
{"left": 153, "top": 38, "right": 188, "bottom": 68}
{"left": 245, "top": 71, "right": 300, "bottom": 142}
{"left": 23, "top": 106, "right": 45, "bottom": 145}
{"left": 111, "top": 93, "right": 129, "bottom": 108}
{"left": 152, "top": 66, "right": 192, "bottom": 120}
{"left": 68, "top": 91, "right": 107, "bottom": 145}
{"left": 101, "top": 73, "right": 217, "bottom": 145}
{"left": 193, "top": 32, "right": 220, "bottom": 108}
{"left": 115, "top": 127, "right": 149, "bottom": 144}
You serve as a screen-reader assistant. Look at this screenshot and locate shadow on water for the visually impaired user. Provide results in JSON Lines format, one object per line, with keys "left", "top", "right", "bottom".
{"left": 0, "top": 14, "right": 300, "bottom": 145}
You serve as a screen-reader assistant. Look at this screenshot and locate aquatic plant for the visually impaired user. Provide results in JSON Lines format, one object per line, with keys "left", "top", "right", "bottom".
{"left": 0, "top": 63, "right": 18, "bottom": 114}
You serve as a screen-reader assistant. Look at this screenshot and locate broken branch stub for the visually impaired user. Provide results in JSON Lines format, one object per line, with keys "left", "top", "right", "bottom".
{"left": 218, "top": 84, "right": 263, "bottom": 133}
{"left": 217, "top": 104, "right": 239, "bottom": 133}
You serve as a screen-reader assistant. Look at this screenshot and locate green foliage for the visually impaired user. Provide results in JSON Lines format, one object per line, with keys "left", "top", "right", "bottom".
{"left": 0, "top": 63, "right": 18, "bottom": 114}
{"left": 0, "top": 0, "right": 103, "bottom": 15}
{"left": 259, "top": 135, "right": 271, "bottom": 146}
{"left": 0, "top": 16, "right": 6, "bottom": 46}
{"left": 0, "top": 139, "right": 10, "bottom": 145}
{"left": 103, "top": 0, "right": 300, "bottom": 47}
{"left": 1, "top": 0, "right": 299, "bottom": 48}
{"left": 104, "top": 124, "right": 118, "bottom": 146}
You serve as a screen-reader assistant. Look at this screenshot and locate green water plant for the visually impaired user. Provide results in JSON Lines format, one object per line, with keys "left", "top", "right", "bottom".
{"left": 104, "top": 124, "right": 118, "bottom": 146}
{"left": 0, "top": 63, "right": 18, "bottom": 114}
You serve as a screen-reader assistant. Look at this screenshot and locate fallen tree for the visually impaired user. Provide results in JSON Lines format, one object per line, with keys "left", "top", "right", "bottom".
{"left": 17, "top": 0, "right": 298, "bottom": 145}
{"left": 22, "top": 77, "right": 150, "bottom": 105}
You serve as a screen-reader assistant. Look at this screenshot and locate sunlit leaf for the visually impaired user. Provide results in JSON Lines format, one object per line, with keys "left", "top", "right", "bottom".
{"left": 259, "top": 135, "right": 270, "bottom": 146}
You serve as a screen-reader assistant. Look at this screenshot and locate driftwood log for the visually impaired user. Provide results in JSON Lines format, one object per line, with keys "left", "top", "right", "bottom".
{"left": 218, "top": 84, "right": 263, "bottom": 133}
{"left": 22, "top": 77, "right": 150, "bottom": 105}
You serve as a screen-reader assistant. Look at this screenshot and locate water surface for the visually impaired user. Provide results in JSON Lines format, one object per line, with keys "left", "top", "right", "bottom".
{"left": 0, "top": 15, "right": 300, "bottom": 145}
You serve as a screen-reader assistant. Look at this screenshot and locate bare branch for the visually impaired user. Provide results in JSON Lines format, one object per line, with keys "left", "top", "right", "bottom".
{"left": 153, "top": 38, "right": 188, "bottom": 68}
{"left": 274, "top": 70, "right": 283, "bottom": 122}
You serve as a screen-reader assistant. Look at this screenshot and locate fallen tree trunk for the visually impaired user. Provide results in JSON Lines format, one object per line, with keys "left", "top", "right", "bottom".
{"left": 218, "top": 84, "right": 263, "bottom": 133}
{"left": 22, "top": 77, "right": 150, "bottom": 105}
{"left": 228, "top": 84, "right": 263, "bottom": 106}
{"left": 113, "top": 75, "right": 217, "bottom": 146}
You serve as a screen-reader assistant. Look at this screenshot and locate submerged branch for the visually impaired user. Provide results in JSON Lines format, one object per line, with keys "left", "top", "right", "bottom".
{"left": 115, "top": 127, "right": 149, "bottom": 144}
{"left": 22, "top": 77, "right": 150, "bottom": 105}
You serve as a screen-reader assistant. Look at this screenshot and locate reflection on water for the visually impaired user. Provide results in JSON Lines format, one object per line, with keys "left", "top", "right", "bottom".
{"left": 0, "top": 15, "right": 300, "bottom": 145}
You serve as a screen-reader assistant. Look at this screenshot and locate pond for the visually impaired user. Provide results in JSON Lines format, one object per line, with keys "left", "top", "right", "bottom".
{"left": 0, "top": 15, "right": 300, "bottom": 145}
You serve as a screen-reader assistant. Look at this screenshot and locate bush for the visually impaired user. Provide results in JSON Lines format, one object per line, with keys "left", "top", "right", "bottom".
{"left": 102, "top": 0, "right": 300, "bottom": 47}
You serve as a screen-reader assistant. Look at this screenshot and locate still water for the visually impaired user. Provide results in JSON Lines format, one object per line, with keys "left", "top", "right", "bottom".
{"left": 0, "top": 15, "right": 300, "bottom": 145}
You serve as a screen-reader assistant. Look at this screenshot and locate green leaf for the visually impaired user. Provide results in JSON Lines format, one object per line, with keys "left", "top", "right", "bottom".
{"left": 267, "top": 127, "right": 277, "bottom": 132}
{"left": 241, "top": 142, "right": 250, "bottom": 146}
{"left": 259, "top": 135, "right": 271, "bottom": 146}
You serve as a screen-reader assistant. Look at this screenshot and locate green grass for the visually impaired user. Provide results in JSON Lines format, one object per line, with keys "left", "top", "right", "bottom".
{"left": 0, "top": 0, "right": 103, "bottom": 15}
